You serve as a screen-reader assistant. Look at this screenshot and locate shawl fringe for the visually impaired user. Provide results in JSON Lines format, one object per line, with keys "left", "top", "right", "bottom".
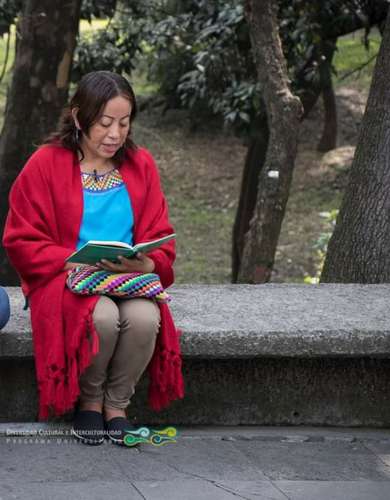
{"left": 37, "top": 305, "right": 100, "bottom": 421}
{"left": 148, "top": 303, "right": 185, "bottom": 411}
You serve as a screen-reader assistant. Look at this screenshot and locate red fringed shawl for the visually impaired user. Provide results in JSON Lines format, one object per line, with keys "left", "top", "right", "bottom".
{"left": 2, "top": 145, "right": 185, "bottom": 420}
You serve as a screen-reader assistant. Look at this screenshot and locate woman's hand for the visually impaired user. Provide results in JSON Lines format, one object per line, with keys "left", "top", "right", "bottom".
{"left": 63, "top": 262, "right": 85, "bottom": 271}
{"left": 96, "top": 252, "right": 155, "bottom": 274}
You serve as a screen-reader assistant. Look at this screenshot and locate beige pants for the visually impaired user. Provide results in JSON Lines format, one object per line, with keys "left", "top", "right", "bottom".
{"left": 79, "top": 296, "right": 161, "bottom": 409}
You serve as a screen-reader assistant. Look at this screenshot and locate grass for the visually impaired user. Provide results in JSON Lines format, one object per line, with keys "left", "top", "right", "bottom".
{"left": 276, "top": 180, "right": 344, "bottom": 284}
{"left": 172, "top": 202, "right": 235, "bottom": 283}
{"left": 333, "top": 29, "right": 381, "bottom": 92}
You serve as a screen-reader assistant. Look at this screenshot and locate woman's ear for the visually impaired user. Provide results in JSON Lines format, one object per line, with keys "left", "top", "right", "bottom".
{"left": 71, "top": 107, "right": 81, "bottom": 130}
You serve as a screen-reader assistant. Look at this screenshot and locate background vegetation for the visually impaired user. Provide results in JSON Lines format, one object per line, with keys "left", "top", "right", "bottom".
{"left": 0, "top": 11, "right": 380, "bottom": 283}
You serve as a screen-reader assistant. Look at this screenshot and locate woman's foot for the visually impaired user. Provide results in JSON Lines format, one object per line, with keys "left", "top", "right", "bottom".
{"left": 105, "top": 416, "right": 139, "bottom": 447}
{"left": 103, "top": 406, "right": 139, "bottom": 446}
{"left": 71, "top": 410, "right": 105, "bottom": 445}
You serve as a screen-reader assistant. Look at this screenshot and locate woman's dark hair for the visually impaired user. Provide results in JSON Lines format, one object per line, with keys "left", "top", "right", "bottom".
{"left": 44, "top": 71, "right": 138, "bottom": 166}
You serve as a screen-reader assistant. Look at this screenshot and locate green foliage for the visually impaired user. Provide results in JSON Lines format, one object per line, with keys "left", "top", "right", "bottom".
{"left": 0, "top": 0, "right": 21, "bottom": 36}
{"left": 72, "top": 1, "right": 151, "bottom": 82}
{"left": 145, "top": 12, "right": 194, "bottom": 109}
{"left": 333, "top": 30, "right": 380, "bottom": 91}
{"left": 72, "top": 26, "right": 139, "bottom": 81}
{"left": 144, "top": 0, "right": 380, "bottom": 133}
{"left": 278, "top": 1, "right": 376, "bottom": 97}
{"left": 145, "top": 0, "right": 260, "bottom": 133}
{"left": 1, "top": 0, "right": 379, "bottom": 133}
{"left": 0, "top": 0, "right": 115, "bottom": 37}
{"left": 80, "top": 0, "right": 116, "bottom": 22}
{"left": 67, "top": 0, "right": 385, "bottom": 132}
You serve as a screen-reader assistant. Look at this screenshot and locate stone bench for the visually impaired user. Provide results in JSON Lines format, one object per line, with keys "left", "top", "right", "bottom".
{"left": 1, "top": 284, "right": 390, "bottom": 425}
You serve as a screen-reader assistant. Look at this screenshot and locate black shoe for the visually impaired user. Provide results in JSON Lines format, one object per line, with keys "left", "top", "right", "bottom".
{"left": 71, "top": 410, "right": 105, "bottom": 445}
{"left": 105, "top": 416, "right": 140, "bottom": 447}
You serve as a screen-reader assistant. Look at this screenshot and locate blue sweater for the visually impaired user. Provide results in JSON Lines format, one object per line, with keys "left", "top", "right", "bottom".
{"left": 76, "top": 168, "right": 134, "bottom": 250}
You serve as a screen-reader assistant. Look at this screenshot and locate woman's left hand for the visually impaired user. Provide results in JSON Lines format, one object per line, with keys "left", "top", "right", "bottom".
{"left": 96, "top": 252, "right": 155, "bottom": 274}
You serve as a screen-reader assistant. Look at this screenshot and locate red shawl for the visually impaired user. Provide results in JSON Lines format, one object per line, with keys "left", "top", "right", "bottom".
{"left": 2, "top": 145, "right": 184, "bottom": 420}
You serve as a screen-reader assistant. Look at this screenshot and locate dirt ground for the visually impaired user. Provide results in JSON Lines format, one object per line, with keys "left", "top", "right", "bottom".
{"left": 132, "top": 86, "right": 368, "bottom": 284}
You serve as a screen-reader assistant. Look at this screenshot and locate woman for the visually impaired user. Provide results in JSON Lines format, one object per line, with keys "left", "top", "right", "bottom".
{"left": 2, "top": 71, "right": 184, "bottom": 446}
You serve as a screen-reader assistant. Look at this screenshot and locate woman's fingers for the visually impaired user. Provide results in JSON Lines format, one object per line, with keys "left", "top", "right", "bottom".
{"left": 94, "top": 254, "right": 150, "bottom": 273}
{"left": 98, "top": 256, "right": 141, "bottom": 272}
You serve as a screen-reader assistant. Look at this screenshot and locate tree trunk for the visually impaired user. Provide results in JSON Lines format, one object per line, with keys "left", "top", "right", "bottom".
{"left": 231, "top": 38, "right": 339, "bottom": 282}
{"left": 320, "top": 8, "right": 390, "bottom": 283}
{"left": 231, "top": 93, "right": 320, "bottom": 285}
{"left": 237, "top": 0, "right": 302, "bottom": 283}
{"left": 231, "top": 112, "right": 268, "bottom": 283}
{"left": 317, "top": 40, "right": 338, "bottom": 152}
{"left": 0, "top": 0, "right": 81, "bottom": 284}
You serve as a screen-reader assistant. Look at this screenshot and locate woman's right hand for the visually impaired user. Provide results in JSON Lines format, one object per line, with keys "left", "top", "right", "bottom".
{"left": 62, "top": 262, "right": 85, "bottom": 271}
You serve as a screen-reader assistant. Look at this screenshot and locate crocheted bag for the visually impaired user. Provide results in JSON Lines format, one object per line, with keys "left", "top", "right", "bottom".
{"left": 66, "top": 265, "right": 171, "bottom": 303}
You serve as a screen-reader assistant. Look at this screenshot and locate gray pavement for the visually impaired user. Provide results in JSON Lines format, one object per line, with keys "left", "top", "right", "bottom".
{"left": 0, "top": 425, "right": 390, "bottom": 499}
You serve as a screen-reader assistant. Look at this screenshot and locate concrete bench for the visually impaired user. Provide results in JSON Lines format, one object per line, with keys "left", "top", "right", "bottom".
{"left": 1, "top": 284, "right": 390, "bottom": 425}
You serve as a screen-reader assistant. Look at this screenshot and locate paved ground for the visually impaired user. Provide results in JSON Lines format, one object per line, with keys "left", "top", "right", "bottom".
{"left": 0, "top": 425, "right": 390, "bottom": 499}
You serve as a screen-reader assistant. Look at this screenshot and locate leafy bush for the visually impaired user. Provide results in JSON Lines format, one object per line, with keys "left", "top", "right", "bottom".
{"left": 145, "top": 0, "right": 376, "bottom": 132}
{"left": 80, "top": 0, "right": 116, "bottom": 22}
{"left": 72, "top": 26, "right": 139, "bottom": 81}
{"left": 144, "top": 0, "right": 260, "bottom": 132}
{"left": 70, "top": 0, "right": 380, "bottom": 133}
{"left": 72, "top": 1, "right": 151, "bottom": 82}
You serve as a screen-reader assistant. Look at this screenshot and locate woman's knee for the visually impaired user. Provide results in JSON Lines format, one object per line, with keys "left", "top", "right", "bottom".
{"left": 119, "top": 299, "right": 160, "bottom": 342}
{"left": 92, "top": 296, "right": 120, "bottom": 342}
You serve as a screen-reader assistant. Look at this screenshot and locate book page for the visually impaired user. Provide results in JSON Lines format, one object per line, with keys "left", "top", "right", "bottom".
{"left": 87, "top": 240, "right": 133, "bottom": 249}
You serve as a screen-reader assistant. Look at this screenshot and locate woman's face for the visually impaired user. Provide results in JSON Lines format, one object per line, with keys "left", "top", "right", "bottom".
{"left": 79, "top": 95, "right": 132, "bottom": 161}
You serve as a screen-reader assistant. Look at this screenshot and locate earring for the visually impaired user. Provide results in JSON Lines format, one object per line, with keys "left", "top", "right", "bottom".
{"left": 74, "top": 127, "right": 80, "bottom": 142}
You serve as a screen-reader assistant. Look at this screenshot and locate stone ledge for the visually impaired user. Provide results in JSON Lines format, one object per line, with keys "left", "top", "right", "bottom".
{"left": 2, "top": 284, "right": 390, "bottom": 358}
{"left": 2, "top": 284, "right": 390, "bottom": 425}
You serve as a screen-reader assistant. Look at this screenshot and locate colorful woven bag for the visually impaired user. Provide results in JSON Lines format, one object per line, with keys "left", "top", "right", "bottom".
{"left": 66, "top": 265, "right": 171, "bottom": 303}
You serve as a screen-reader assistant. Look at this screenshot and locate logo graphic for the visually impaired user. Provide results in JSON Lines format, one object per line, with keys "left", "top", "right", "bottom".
{"left": 123, "top": 426, "right": 178, "bottom": 447}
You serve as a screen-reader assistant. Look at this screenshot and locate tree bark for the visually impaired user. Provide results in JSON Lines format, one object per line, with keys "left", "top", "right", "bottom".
{"left": 317, "top": 40, "right": 338, "bottom": 152}
{"left": 0, "top": 0, "right": 81, "bottom": 284}
{"left": 231, "top": 34, "right": 340, "bottom": 283}
{"left": 231, "top": 55, "right": 328, "bottom": 283}
{"left": 320, "top": 8, "right": 390, "bottom": 283}
{"left": 232, "top": 112, "right": 268, "bottom": 283}
{"left": 237, "top": 0, "right": 303, "bottom": 283}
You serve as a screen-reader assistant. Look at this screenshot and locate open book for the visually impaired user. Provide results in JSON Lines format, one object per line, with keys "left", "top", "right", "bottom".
{"left": 66, "top": 233, "right": 176, "bottom": 265}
